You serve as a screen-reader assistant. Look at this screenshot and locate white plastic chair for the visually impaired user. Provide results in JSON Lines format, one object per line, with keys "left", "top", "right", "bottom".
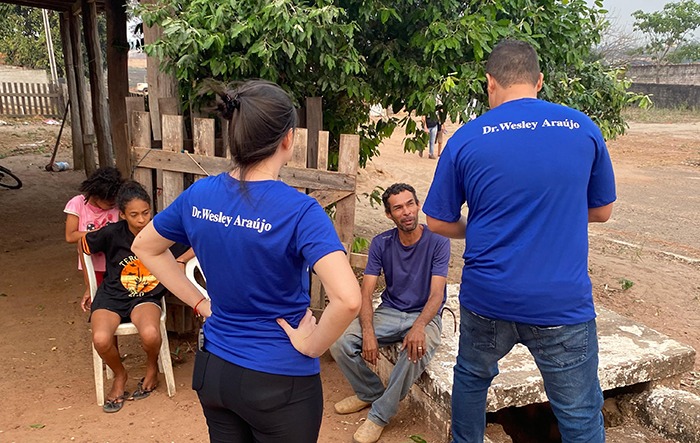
{"left": 83, "top": 252, "right": 176, "bottom": 406}
{"left": 185, "top": 257, "right": 209, "bottom": 301}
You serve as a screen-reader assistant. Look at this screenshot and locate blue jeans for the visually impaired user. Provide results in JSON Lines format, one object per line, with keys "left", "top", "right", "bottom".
{"left": 452, "top": 307, "right": 604, "bottom": 443}
{"left": 330, "top": 305, "right": 442, "bottom": 426}
{"left": 427, "top": 125, "right": 438, "bottom": 156}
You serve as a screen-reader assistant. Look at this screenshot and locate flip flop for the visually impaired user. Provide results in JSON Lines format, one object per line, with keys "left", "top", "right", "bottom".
{"left": 129, "top": 378, "right": 157, "bottom": 400}
{"left": 103, "top": 391, "right": 129, "bottom": 413}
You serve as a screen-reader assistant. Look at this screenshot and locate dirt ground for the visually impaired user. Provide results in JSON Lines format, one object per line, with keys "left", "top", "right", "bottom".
{"left": 0, "top": 111, "right": 699, "bottom": 443}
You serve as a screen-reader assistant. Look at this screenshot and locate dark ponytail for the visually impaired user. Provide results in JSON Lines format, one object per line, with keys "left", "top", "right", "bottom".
{"left": 214, "top": 80, "right": 297, "bottom": 182}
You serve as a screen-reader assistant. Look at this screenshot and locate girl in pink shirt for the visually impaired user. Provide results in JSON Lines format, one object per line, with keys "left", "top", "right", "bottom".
{"left": 64, "top": 167, "right": 124, "bottom": 287}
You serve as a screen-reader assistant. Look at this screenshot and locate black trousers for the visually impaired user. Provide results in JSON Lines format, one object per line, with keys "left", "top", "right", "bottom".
{"left": 193, "top": 349, "right": 323, "bottom": 443}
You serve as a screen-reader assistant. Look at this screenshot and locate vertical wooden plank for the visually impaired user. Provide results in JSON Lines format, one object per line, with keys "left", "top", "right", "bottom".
{"left": 0, "top": 82, "right": 4, "bottom": 115}
{"left": 157, "top": 97, "right": 179, "bottom": 210}
{"left": 60, "top": 11, "right": 84, "bottom": 171}
{"left": 289, "top": 128, "right": 308, "bottom": 192}
{"left": 317, "top": 130, "right": 329, "bottom": 171}
{"left": 309, "top": 129, "right": 330, "bottom": 310}
{"left": 161, "top": 114, "right": 184, "bottom": 210}
{"left": 26, "top": 83, "right": 32, "bottom": 115}
{"left": 38, "top": 83, "right": 45, "bottom": 116}
{"left": 334, "top": 134, "right": 360, "bottom": 245}
{"left": 305, "top": 97, "right": 322, "bottom": 169}
{"left": 124, "top": 96, "right": 146, "bottom": 144}
{"left": 28, "top": 83, "right": 35, "bottom": 115}
{"left": 219, "top": 117, "right": 230, "bottom": 159}
{"left": 39, "top": 83, "right": 45, "bottom": 116}
{"left": 12, "top": 83, "right": 19, "bottom": 116}
{"left": 44, "top": 83, "right": 50, "bottom": 116}
{"left": 142, "top": 0, "right": 178, "bottom": 141}
{"left": 193, "top": 118, "right": 215, "bottom": 156}
{"left": 158, "top": 97, "right": 179, "bottom": 117}
{"left": 192, "top": 118, "right": 214, "bottom": 181}
{"left": 28, "top": 83, "right": 34, "bottom": 115}
{"left": 18, "top": 83, "right": 26, "bottom": 116}
{"left": 83, "top": 0, "right": 114, "bottom": 167}
{"left": 70, "top": 10, "right": 96, "bottom": 176}
{"left": 105, "top": 0, "right": 130, "bottom": 176}
{"left": 291, "top": 128, "right": 308, "bottom": 168}
{"left": 131, "top": 111, "right": 154, "bottom": 200}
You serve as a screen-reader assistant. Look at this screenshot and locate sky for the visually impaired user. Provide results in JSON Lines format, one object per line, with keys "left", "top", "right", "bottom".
{"left": 595, "top": 0, "right": 681, "bottom": 32}
{"left": 589, "top": 0, "right": 700, "bottom": 41}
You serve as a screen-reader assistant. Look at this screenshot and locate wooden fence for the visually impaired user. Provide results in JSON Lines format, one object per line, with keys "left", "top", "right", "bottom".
{"left": 129, "top": 111, "right": 364, "bottom": 333}
{"left": 0, "top": 82, "right": 63, "bottom": 117}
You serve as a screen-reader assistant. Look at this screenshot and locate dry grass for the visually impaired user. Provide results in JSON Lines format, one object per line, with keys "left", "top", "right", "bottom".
{"left": 623, "top": 106, "right": 700, "bottom": 124}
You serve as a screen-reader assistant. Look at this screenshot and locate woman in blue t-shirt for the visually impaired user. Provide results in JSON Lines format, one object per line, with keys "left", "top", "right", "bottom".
{"left": 132, "top": 80, "right": 361, "bottom": 442}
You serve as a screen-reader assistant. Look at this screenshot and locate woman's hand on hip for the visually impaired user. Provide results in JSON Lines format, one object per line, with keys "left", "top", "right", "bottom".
{"left": 277, "top": 309, "right": 317, "bottom": 357}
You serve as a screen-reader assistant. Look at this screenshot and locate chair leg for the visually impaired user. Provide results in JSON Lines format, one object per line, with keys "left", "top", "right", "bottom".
{"left": 92, "top": 344, "right": 105, "bottom": 406}
{"left": 158, "top": 319, "right": 177, "bottom": 398}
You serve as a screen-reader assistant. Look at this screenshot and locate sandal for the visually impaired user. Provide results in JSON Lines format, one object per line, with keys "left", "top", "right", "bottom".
{"left": 103, "top": 391, "right": 129, "bottom": 413}
{"left": 129, "top": 378, "right": 157, "bottom": 400}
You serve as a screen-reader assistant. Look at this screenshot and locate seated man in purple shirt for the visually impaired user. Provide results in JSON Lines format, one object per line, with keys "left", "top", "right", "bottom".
{"left": 330, "top": 183, "right": 450, "bottom": 443}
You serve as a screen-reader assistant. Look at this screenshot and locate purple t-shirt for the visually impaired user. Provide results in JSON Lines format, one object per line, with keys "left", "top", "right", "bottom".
{"left": 365, "top": 225, "right": 450, "bottom": 312}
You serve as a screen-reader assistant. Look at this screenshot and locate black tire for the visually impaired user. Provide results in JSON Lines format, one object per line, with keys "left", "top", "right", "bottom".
{"left": 0, "top": 165, "right": 22, "bottom": 189}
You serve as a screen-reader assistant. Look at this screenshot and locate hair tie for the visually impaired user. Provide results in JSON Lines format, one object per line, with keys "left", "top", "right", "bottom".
{"left": 223, "top": 93, "right": 241, "bottom": 115}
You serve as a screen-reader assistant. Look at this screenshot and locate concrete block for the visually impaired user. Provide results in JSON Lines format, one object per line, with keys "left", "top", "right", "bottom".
{"left": 376, "top": 284, "right": 696, "bottom": 440}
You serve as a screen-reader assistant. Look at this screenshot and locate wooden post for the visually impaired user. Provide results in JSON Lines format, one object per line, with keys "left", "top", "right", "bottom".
{"left": 69, "top": 10, "right": 96, "bottom": 176}
{"left": 124, "top": 96, "right": 146, "bottom": 146}
{"left": 142, "top": 0, "right": 178, "bottom": 141}
{"left": 305, "top": 97, "right": 323, "bottom": 169}
{"left": 60, "top": 12, "right": 84, "bottom": 171}
{"left": 161, "top": 114, "right": 184, "bottom": 210}
{"left": 83, "top": 0, "right": 114, "bottom": 168}
{"left": 131, "top": 111, "right": 154, "bottom": 200}
{"left": 105, "top": 0, "right": 130, "bottom": 177}
{"left": 335, "top": 134, "right": 360, "bottom": 245}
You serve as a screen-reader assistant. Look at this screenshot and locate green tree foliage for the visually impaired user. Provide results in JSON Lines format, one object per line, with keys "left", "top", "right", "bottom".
{"left": 633, "top": 0, "right": 700, "bottom": 64}
{"left": 138, "top": 0, "right": 644, "bottom": 167}
{"left": 667, "top": 41, "right": 700, "bottom": 62}
{"left": 0, "top": 6, "right": 63, "bottom": 77}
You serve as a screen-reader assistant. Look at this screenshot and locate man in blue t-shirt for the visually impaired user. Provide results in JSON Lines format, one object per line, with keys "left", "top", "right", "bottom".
{"left": 330, "top": 183, "right": 450, "bottom": 443}
{"left": 423, "top": 40, "right": 616, "bottom": 443}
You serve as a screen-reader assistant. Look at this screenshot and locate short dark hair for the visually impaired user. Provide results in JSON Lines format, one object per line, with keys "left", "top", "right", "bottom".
{"left": 116, "top": 180, "right": 151, "bottom": 212}
{"left": 79, "top": 166, "right": 123, "bottom": 203}
{"left": 382, "top": 183, "right": 419, "bottom": 213}
{"left": 485, "top": 39, "right": 541, "bottom": 88}
{"left": 216, "top": 80, "right": 297, "bottom": 182}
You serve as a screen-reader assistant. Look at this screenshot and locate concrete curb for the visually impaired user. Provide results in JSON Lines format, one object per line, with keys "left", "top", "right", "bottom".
{"left": 626, "top": 387, "right": 700, "bottom": 443}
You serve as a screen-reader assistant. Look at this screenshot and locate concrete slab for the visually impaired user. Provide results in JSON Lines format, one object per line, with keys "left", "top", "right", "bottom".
{"left": 376, "top": 284, "right": 697, "bottom": 439}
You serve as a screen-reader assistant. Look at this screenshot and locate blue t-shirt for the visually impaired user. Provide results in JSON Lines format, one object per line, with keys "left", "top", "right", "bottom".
{"left": 365, "top": 225, "right": 450, "bottom": 312}
{"left": 153, "top": 173, "right": 344, "bottom": 376}
{"left": 423, "top": 98, "right": 616, "bottom": 325}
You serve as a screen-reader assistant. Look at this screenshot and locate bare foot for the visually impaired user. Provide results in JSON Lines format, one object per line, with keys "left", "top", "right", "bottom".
{"left": 141, "top": 364, "right": 159, "bottom": 392}
{"left": 106, "top": 370, "right": 128, "bottom": 401}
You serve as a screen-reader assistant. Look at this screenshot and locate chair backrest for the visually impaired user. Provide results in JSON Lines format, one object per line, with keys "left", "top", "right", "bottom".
{"left": 82, "top": 252, "right": 99, "bottom": 301}
{"left": 185, "top": 257, "right": 209, "bottom": 300}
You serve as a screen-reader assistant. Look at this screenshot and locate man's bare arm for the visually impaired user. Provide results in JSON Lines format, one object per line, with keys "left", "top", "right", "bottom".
{"left": 426, "top": 215, "right": 466, "bottom": 239}
{"left": 403, "top": 275, "right": 447, "bottom": 362}
{"left": 589, "top": 203, "right": 614, "bottom": 223}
